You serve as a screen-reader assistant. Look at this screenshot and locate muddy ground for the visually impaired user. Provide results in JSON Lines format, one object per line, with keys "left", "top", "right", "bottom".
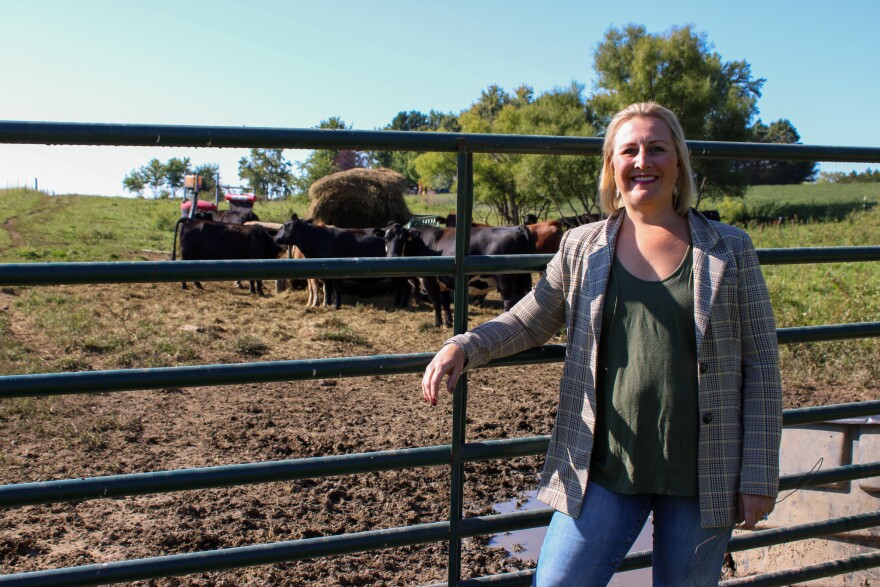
{"left": 0, "top": 278, "right": 875, "bottom": 586}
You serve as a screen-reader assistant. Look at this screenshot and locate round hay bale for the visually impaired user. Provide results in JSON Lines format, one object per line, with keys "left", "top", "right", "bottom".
{"left": 308, "top": 168, "right": 411, "bottom": 228}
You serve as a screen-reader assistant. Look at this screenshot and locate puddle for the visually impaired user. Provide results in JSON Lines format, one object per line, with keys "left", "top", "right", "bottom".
{"left": 489, "top": 490, "right": 652, "bottom": 586}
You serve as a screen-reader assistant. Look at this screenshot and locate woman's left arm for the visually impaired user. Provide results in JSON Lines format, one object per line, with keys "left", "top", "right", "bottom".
{"left": 737, "top": 233, "right": 783, "bottom": 503}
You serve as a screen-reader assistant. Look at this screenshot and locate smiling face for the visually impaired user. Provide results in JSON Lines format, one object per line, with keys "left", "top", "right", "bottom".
{"left": 611, "top": 116, "right": 680, "bottom": 214}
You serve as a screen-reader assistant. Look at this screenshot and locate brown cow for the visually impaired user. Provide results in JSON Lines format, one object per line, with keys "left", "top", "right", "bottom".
{"left": 525, "top": 220, "right": 563, "bottom": 256}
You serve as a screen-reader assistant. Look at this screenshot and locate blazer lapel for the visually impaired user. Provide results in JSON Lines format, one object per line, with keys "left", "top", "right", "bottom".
{"left": 583, "top": 215, "right": 622, "bottom": 354}
{"left": 689, "top": 210, "right": 730, "bottom": 354}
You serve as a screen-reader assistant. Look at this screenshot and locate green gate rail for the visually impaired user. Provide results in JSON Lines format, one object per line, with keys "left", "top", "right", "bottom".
{"left": 2, "top": 120, "right": 880, "bottom": 161}
{"left": 2, "top": 399, "right": 880, "bottom": 508}
{"left": 2, "top": 463, "right": 879, "bottom": 587}
{"left": 1, "top": 246, "right": 879, "bottom": 287}
{"left": 1, "top": 121, "right": 879, "bottom": 585}
{"left": 2, "top": 320, "right": 880, "bottom": 399}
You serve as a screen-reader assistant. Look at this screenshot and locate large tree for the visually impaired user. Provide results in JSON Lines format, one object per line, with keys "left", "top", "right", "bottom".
{"left": 428, "top": 85, "right": 525, "bottom": 222}
{"left": 590, "top": 24, "right": 765, "bottom": 202}
{"left": 412, "top": 83, "right": 598, "bottom": 224}
{"left": 238, "top": 149, "right": 293, "bottom": 200}
{"left": 371, "top": 109, "right": 461, "bottom": 192}
{"left": 511, "top": 82, "right": 601, "bottom": 217}
{"left": 740, "top": 119, "right": 817, "bottom": 185}
{"left": 293, "top": 117, "right": 365, "bottom": 195}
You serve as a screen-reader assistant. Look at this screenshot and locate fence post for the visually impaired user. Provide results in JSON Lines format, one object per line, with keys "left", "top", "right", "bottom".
{"left": 448, "top": 143, "right": 474, "bottom": 585}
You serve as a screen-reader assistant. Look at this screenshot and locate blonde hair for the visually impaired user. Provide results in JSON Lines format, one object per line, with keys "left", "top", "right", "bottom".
{"left": 597, "top": 102, "right": 696, "bottom": 216}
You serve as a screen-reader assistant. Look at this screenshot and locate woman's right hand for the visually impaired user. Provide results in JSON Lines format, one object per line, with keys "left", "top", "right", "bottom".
{"left": 422, "top": 344, "right": 465, "bottom": 406}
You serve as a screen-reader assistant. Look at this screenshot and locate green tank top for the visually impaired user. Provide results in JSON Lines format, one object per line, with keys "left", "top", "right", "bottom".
{"left": 589, "top": 246, "right": 699, "bottom": 496}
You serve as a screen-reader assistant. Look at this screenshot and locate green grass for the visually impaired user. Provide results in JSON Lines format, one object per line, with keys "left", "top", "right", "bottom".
{"left": 0, "top": 189, "right": 311, "bottom": 264}
{"left": 315, "top": 317, "right": 371, "bottom": 346}
{"left": 0, "top": 189, "right": 181, "bottom": 262}
{"left": 232, "top": 334, "right": 270, "bottom": 357}
{"left": 747, "top": 183, "right": 880, "bottom": 206}
{"left": 13, "top": 289, "right": 95, "bottom": 350}
{"left": 746, "top": 206, "right": 880, "bottom": 389}
{"left": 708, "top": 183, "right": 880, "bottom": 224}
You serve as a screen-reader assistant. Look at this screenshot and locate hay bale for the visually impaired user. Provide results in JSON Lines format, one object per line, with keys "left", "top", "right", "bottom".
{"left": 308, "top": 168, "right": 410, "bottom": 228}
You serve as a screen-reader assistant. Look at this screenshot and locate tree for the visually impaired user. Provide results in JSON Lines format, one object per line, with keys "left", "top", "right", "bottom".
{"left": 413, "top": 83, "right": 598, "bottom": 224}
{"left": 740, "top": 119, "right": 816, "bottom": 185}
{"left": 372, "top": 110, "right": 461, "bottom": 192}
{"left": 453, "top": 85, "right": 523, "bottom": 222}
{"left": 512, "top": 83, "right": 601, "bottom": 217}
{"left": 388, "top": 110, "right": 429, "bottom": 132}
{"left": 412, "top": 151, "right": 457, "bottom": 194}
{"left": 589, "top": 24, "right": 765, "bottom": 202}
{"left": 122, "top": 169, "right": 147, "bottom": 197}
{"left": 472, "top": 84, "right": 512, "bottom": 124}
{"left": 818, "top": 168, "right": 880, "bottom": 184}
{"left": 143, "top": 158, "right": 167, "bottom": 199}
{"left": 425, "top": 110, "right": 460, "bottom": 133}
{"left": 293, "top": 117, "right": 365, "bottom": 195}
{"left": 193, "top": 163, "right": 222, "bottom": 198}
{"left": 164, "top": 157, "right": 191, "bottom": 198}
{"left": 123, "top": 158, "right": 223, "bottom": 199}
{"left": 238, "top": 149, "right": 293, "bottom": 199}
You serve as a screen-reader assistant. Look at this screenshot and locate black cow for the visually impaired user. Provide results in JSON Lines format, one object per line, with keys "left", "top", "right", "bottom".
{"left": 171, "top": 218, "right": 284, "bottom": 295}
{"left": 189, "top": 208, "right": 263, "bottom": 290}
{"left": 443, "top": 213, "right": 491, "bottom": 228}
{"left": 383, "top": 223, "right": 533, "bottom": 327}
{"left": 557, "top": 212, "right": 605, "bottom": 230}
{"left": 192, "top": 208, "right": 260, "bottom": 224}
{"left": 273, "top": 215, "right": 411, "bottom": 310}
{"left": 700, "top": 209, "right": 721, "bottom": 222}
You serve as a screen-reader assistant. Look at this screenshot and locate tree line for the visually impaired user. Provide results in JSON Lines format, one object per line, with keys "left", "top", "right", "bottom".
{"left": 123, "top": 158, "right": 220, "bottom": 199}
{"left": 123, "top": 24, "right": 821, "bottom": 224}
{"left": 818, "top": 168, "right": 880, "bottom": 184}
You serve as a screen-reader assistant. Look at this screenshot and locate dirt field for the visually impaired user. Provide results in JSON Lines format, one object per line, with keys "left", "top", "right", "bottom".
{"left": 1, "top": 278, "right": 875, "bottom": 586}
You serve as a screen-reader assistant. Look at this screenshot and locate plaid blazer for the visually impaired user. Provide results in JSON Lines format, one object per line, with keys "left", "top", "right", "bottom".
{"left": 449, "top": 209, "right": 782, "bottom": 527}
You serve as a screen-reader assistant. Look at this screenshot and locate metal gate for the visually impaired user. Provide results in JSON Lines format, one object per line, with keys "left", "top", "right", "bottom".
{"left": 1, "top": 122, "right": 880, "bottom": 586}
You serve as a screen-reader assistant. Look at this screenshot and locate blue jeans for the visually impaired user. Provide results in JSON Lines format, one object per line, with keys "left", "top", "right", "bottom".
{"left": 532, "top": 482, "right": 734, "bottom": 587}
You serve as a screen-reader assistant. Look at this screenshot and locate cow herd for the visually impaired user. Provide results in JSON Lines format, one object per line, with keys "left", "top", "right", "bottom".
{"left": 171, "top": 210, "right": 577, "bottom": 326}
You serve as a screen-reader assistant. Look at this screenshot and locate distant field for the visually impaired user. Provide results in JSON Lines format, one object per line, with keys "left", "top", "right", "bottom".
{"left": 746, "top": 182, "right": 880, "bottom": 206}
{"left": 708, "top": 182, "right": 880, "bottom": 224}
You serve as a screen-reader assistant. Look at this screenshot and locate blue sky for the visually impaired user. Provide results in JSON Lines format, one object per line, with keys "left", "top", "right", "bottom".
{"left": 1, "top": 0, "right": 877, "bottom": 196}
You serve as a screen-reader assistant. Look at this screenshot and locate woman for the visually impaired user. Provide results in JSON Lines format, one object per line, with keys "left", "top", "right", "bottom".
{"left": 422, "top": 102, "right": 782, "bottom": 586}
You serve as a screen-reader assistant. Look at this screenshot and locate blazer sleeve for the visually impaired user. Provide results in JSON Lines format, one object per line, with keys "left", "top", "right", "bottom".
{"left": 737, "top": 233, "right": 783, "bottom": 497}
{"left": 444, "top": 229, "right": 572, "bottom": 370}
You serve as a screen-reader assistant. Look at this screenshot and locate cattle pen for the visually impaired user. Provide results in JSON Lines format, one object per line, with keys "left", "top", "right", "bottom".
{"left": 1, "top": 122, "right": 880, "bottom": 586}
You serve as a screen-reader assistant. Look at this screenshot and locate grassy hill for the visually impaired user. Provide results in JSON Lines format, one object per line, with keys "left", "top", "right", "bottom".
{"left": 0, "top": 189, "right": 307, "bottom": 263}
